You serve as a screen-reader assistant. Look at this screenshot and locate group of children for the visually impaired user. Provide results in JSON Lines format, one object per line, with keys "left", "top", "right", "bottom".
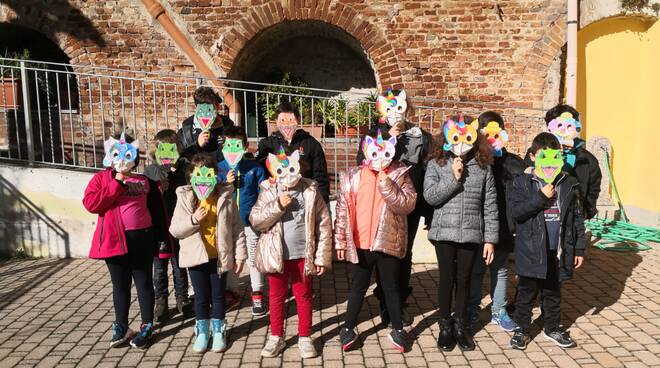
{"left": 82, "top": 86, "right": 601, "bottom": 357}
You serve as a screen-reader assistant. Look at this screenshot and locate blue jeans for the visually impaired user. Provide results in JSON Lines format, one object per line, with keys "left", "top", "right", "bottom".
{"left": 153, "top": 253, "right": 189, "bottom": 299}
{"left": 468, "top": 244, "right": 511, "bottom": 316}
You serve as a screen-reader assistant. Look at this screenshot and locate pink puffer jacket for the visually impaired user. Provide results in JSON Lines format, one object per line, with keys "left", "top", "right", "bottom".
{"left": 334, "top": 161, "right": 417, "bottom": 263}
{"left": 249, "top": 178, "right": 333, "bottom": 275}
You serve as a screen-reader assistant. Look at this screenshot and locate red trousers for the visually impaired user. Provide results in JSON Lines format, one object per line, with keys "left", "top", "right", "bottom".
{"left": 268, "top": 258, "right": 313, "bottom": 337}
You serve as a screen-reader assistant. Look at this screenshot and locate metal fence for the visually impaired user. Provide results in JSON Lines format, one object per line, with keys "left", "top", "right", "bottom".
{"left": 0, "top": 58, "right": 546, "bottom": 194}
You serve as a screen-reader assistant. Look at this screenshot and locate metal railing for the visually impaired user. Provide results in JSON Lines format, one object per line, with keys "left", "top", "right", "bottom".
{"left": 0, "top": 58, "right": 546, "bottom": 193}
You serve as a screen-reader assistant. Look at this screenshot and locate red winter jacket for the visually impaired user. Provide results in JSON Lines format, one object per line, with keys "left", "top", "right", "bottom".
{"left": 83, "top": 168, "right": 169, "bottom": 259}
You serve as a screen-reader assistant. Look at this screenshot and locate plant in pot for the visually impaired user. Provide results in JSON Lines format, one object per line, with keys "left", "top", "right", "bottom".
{"left": 318, "top": 94, "right": 375, "bottom": 137}
{"left": 257, "top": 71, "right": 323, "bottom": 139}
{"left": 0, "top": 49, "right": 30, "bottom": 109}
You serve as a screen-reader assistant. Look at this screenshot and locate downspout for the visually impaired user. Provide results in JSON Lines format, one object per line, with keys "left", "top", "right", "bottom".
{"left": 566, "top": 0, "right": 578, "bottom": 106}
{"left": 140, "top": 0, "right": 241, "bottom": 124}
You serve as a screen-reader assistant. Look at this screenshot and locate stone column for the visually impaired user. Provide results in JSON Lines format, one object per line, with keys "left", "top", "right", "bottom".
{"left": 586, "top": 136, "right": 618, "bottom": 219}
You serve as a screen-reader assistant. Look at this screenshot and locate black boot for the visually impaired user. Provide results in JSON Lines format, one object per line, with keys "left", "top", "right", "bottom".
{"left": 437, "top": 318, "right": 456, "bottom": 351}
{"left": 454, "top": 317, "right": 475, "bottom": 351}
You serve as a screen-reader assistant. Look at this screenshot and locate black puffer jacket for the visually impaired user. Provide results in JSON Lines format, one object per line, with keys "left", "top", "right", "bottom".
{"left": 256, "top": 129, "right": 330, "bottom": 203}
{"left": 493, "top": 149, "right": 526, "bottom": 252}
{"left": 509, "top": 172, "right": 585, "bottom": 281}
{"left": 177, "top": 114, "right": 234, "bottom": 161}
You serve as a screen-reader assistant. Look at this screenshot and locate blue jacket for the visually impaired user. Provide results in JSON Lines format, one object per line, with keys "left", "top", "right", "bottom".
{"left": 508, "top": 171, "right": 586, "bottom": 282}
{"left": 217, "top": 159, "right": 268, "bottom": 226}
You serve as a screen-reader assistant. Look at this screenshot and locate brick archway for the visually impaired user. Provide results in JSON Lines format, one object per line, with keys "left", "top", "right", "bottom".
{"left": 218, "top": 0, "right": 403, "bottom": 90}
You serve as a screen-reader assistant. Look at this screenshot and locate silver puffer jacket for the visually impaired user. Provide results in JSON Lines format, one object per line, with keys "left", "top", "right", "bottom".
{"left": 249, "top": 178, "right": 333, "bottom": 275}
{"left": 334, "top": 161, "right": 417, "bottom": 264}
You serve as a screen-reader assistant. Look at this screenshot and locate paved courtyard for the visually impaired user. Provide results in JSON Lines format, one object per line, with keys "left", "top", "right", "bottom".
{"left": 0, "top": 245, "right": 659, "bottom": 368}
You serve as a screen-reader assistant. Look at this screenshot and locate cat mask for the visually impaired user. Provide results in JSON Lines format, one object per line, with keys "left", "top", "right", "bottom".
{"left": 362, "top": 129, "right": 397, "bottom": 171}
{"left": 376, "top": 88, "right": 407, "bottom": 126}
{"left": 266, "top": 146, "right": 302, "bottom": 189}
{"left": 443, "top": 116, "right": 479, "bottom": 156}
{"left": 103, "top": 132, "right": 139, "bottom": 173}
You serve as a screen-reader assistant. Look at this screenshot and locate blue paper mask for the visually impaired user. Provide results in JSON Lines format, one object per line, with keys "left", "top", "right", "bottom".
{"left": 103, "top": 132, "right": 139, "bottom": 173}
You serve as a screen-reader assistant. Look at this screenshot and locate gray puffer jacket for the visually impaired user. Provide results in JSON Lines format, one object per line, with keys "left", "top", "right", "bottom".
{"left": 423, "top": 157, "right": 498, "bottom": 245}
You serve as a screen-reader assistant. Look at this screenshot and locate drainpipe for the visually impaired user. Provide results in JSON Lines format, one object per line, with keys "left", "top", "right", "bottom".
{"left": 140, "top": 0, "right": 241, "bottom": 124}
{"left": 566, "top": 0, "right": 578, "bottom": 106}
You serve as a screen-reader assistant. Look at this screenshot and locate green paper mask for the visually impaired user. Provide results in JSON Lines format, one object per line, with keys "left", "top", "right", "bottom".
{"left": 155, "top": 143, "right": 179, "bottom": 167}
{"left": 190, "top": 166, "right": 217, "bottom": 201}
{"left": 193, "top": 103, "right": 217, "bottom": 132}
{"left": 222, "top": 138, "right": 244, "bottom": 169}
{"left": 534, "top": 149, "right": 564, "bottom": 184}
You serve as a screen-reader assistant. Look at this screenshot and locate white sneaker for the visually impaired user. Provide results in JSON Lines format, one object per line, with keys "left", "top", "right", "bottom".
{"left": 298, "top": 336, "right": 318, "bottom": 358}
{"left": 261, "top": 335, "right": 285, "bottom": 357}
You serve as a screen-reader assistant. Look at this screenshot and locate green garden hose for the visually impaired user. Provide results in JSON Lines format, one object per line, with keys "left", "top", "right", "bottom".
{"left": 585, "top": 149, "right": 660, "bottom": 251}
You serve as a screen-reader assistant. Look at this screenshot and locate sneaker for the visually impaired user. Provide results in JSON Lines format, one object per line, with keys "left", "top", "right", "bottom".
{"left": 543, "top": 328, "right": 576, "bottom": 348}
{"left": 193, "top": 319, "right": 210, "bottom": 353}
{"left": 211, "top": 319, "right": 227, "bottom": 352}
{"left": 510, "top": 329, "right": 530, "bottom": 350}
{"left": 491, "top": 309, "right": 518, "bottom": 332}
{"left": 176, "top": 295, "right": 191, "bottom": 315}
{"left": 261, "top": 335, "right": 285, "bottom": 357}
{"left": 226, "top": 290, "right": 240, "bottom": 312}
{"left": 252, "top": 291, "right": 266, "bottom": 316}
{"left": 154, "top": 297, "right": 168, "bottom": 323}
{"left": 110, "top": 322, "right": 135, "bottom": 348}
{"left": 298, "top": 336, "right": 318, "bottom": 358}
{"left": 129, "top": 322, "right": 154, "bottom": 349}
{"left": 388, "top": 329, "right": 408, "bottom": 353}
{"left": 339, "top": 327, "right": 358, "bottom": 352}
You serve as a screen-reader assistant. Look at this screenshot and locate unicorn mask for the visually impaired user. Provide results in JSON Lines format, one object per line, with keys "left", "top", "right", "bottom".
{"left": 155, "top": 143, "right": 179, "bottom": 168}
{"left": 362, "top": 129, "right": 397, "bottom": 171}
{"left": 190, "top": 166, "right": 217, "bottom": 201}
{"left": 266, "top": 146, "right": 302, "bottom": 189}
{"left": 443, "top": 116, "right": 479, "bottom": 156}
{"left": 548, "top": 112, "right": 581, "bottom": 147}
{"left": 193, "top": 103, "right": 217, "bottom": 132}
{"left": 480, "top": 121, "right": 509, "bottom": 157}
{"left": 103, "top": 132, "right": 139, "bottom": 173}
{"left": 221, "top": 138, "right": 244, "bottom": 169}
{"left": 376, "top": 88, "right": 407, "bottom": 126}
{"left": 534, "top": 149, "right": 564, "bottom": 184}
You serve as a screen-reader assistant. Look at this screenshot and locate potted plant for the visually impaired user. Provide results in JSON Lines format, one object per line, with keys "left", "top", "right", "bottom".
{"left": 0, "top": 49, "right": 30, "bottom": 109}
{"left": 319, "top": 95, "right": 374, "bottom": 137}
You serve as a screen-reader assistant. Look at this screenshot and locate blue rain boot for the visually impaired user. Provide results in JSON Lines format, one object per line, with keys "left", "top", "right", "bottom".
{"left": 193, "top": 319, "right": 210, "bottom": 353}
{"left": 211, "top": 319, "right": 227, "bottom": 352}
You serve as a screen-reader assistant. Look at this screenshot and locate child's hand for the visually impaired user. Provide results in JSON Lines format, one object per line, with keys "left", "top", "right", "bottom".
{"left": 336, "top": 249, "right": 346, "bottom": 261}
{"left": 193, "top": 206, "right": 209, "bottom": 222}
{"left": 278, "top": 194, "right": 292, "bottom": 209}
{"left": 377, "top": 170, "right": 389, "bottom": 182}
{"left": 452, "top": 157, "right": 463, "bottom": 180}
{"left": 115, "top": 172, "right": 125, "bottom": 183}
{"left": 483, "top": 242, "right": 495, "bottom": 265}
{"left": 226, "top": 169, "right": 236, "bottom": 184}
{"left": 197, "top": 131, "right": 210, "bottom": 147}
{"left": 234, "top": 260, "right": 244, "bottom": 274}
{"left": 541, "top": 184, "right": 555, "bottom": 199}
{"left": 315, "top": 265, "right": 325, "bottom": 276}
{"left": 574, "top": 256, "right": 584, "bottom": 269}
{"left": 388, "top": 124, "right": 401, "bottom": 138}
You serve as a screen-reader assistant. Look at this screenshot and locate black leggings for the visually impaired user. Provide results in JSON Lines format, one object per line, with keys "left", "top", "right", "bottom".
{"left": 188, "top": 260, "right": 227, "bottom": 320}
{"left": 345, "top": 250, "right": 403, "bottom": 330}
{"left": 105, "top": 228, "right": 156, "bottom": 329}
{"left": 433, "top": 241, "right": 478, "bottom": 320}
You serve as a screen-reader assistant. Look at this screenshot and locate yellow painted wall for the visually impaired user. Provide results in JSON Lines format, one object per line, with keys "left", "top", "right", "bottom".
{"left": 577, "top": 16, "right": 660, "bottom": 220}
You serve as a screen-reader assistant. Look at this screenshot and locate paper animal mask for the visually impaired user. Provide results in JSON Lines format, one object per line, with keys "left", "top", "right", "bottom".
{"left": 103, "top": 132, "right": 139, "bottom": 173}
{"left": 193, "top": 103, "right": 217, "bottom": 132}
{"left": 534, "top": 149, "right": 564, "bottom": 184}
{"left": 548, "top": 112, "right": 581, "bottom": 147}
{"left": 190, "top": 166, "right": 217, "bottom": 201}
{"left": 155, "top": 143, "right": 179, "bottom": 168}
{"left": 480, "top": 121, "right": 509, "bottom": 157}
{"left": 222, "top": 138, "right": 244, "bottom": 169}
{"left": 266, "top": 146, "right": 302, "bottom": 188}
{"left": 276, "top": 113, "right": 298, "bottom": 142}
{"left": 376, "top": 88, "right": 407, "bottom": 126}
{"left": 443, "top": 116, "right": 479, "bottom": 156}
{"left": 362, "top": 129, "right": 397, "bottom": 171}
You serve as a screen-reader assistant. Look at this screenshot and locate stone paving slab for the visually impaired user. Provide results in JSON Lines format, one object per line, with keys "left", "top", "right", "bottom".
{"left": 0, "top": 245, "right": 659, "bottom": 367}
